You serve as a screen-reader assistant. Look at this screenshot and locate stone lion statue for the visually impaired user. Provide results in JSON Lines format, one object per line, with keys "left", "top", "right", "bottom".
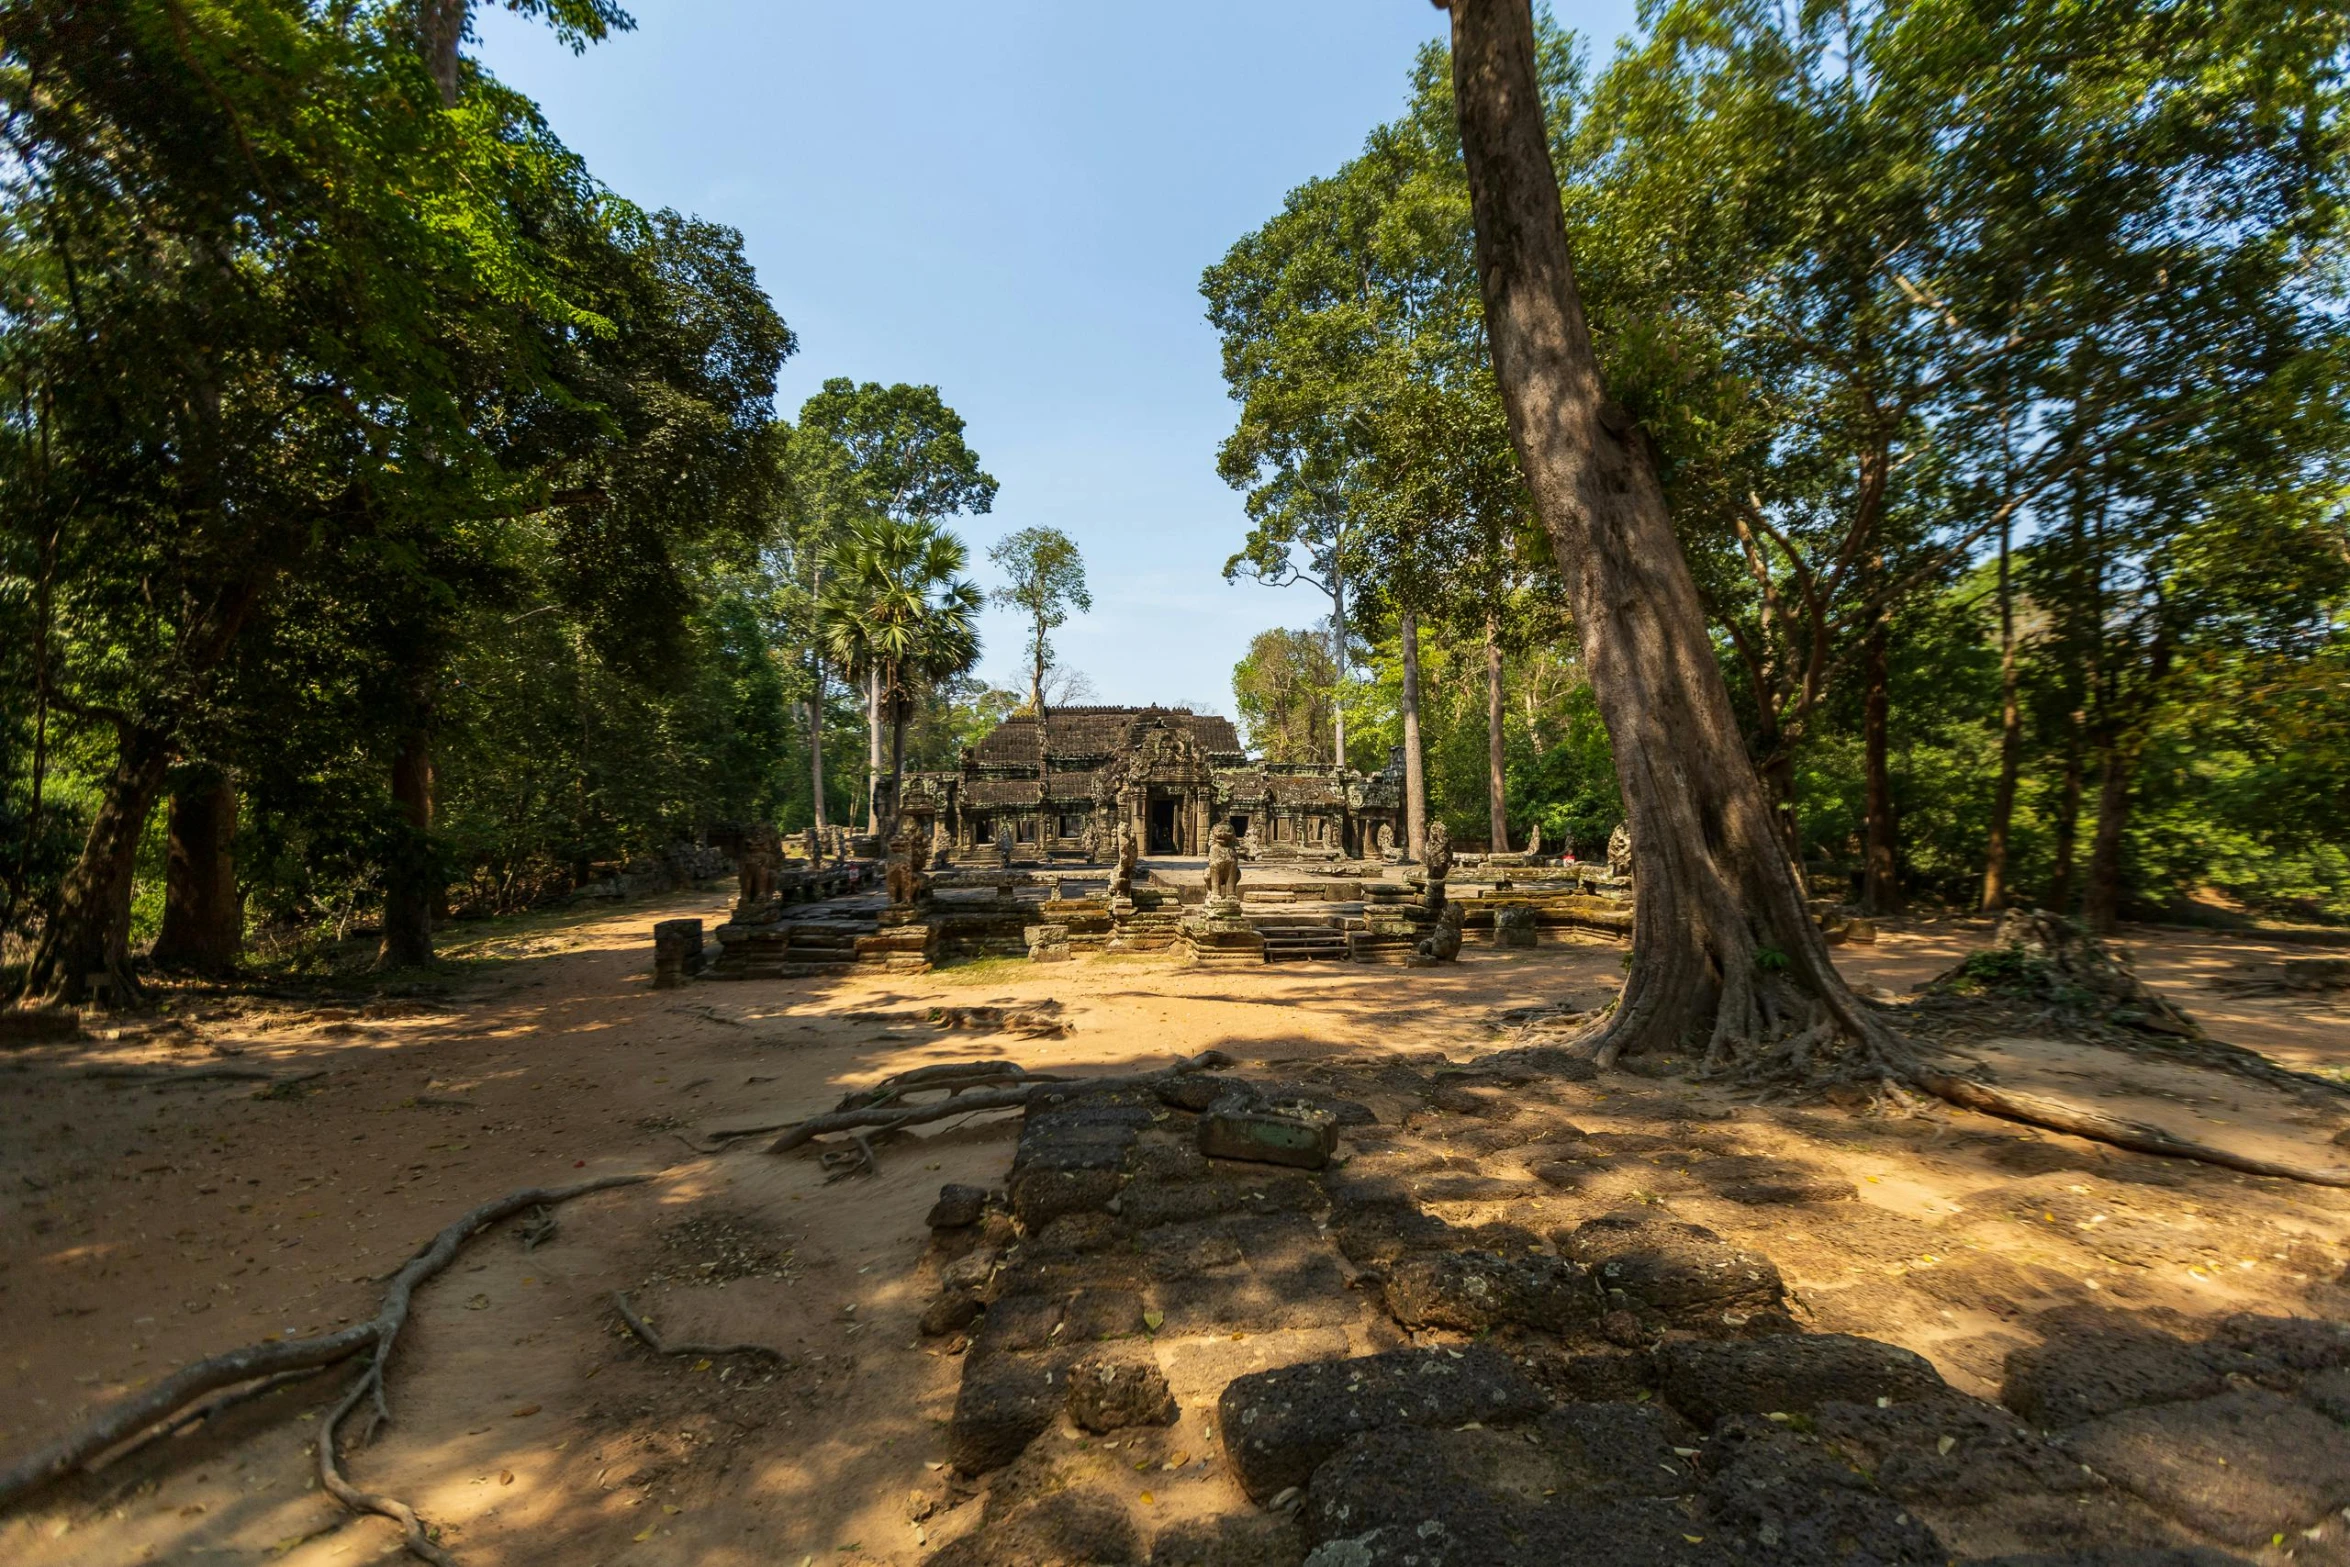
{"left": 1416, "top": 901, "right": 1465, "bottom": 963}
{"left": 1206, "top": 823, "right": 1241, "bottom": 904}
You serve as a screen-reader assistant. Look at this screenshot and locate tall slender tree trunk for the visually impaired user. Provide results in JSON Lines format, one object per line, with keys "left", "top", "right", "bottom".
{"left": 1980, "top": 514, "right": 2022, "bottom": 912}
{"left": 379, "top": 720, "right": 437, "bottom": 970}
{"left": 418, "top": 0, "right": 466, "bottom": 105}
{"left": 2082, "top": 731, "right": 2133, "bottom": 935}
{"left": 152, "top": 766, "right": 241, "bottom": 974}
{"left": 25, "top": 723, "right": 174, "bottom": 1004}
{"left": 1861, "top": 592, "right": 1901, "bottom": 916}
{"left": 1485, "top": 614, "right": 1510, "bottom": 852}
{"left": 1331, "top": 570, "right": 1348, "bottom": 770}
{"left": 1030, "top": 615, "right": 1047, "bottom": 717}
{"left": 865, "top": 667, "right": 883, "bottom": 835}
{"left": 2047, "top": 718, "right": 2085, "bottom": 913}
{"left": 1444, "top": 0, "right": 1886, "bottom": 1070}
{"left": 808, "top": 657, "right": 828, "bottom": 834}
{"left": 885, "top": 696, "right": 909, "bottom": 836}
{"left": 14, "top": 518, "right": 57, "bottom": 919}
{"left": 1399, "top": 607, "right": 1428, "bottom": 862}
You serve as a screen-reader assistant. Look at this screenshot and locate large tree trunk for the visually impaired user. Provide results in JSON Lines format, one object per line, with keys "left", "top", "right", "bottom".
{"left": 1030, "top": 617, "right": 1046, "bottom": 718}
{"left": 151, "top": 766, "right": 242, "bottom": 974}
{"left": 1485, "top": 614, "right": 1510, "bottom": 852}
{"left": 1980, "top": 515, "right": 2021, "bottom": 911}
{"left": 883, "top": 680, "right": 910, "bottom": 835}
{"left": 2047, "top": 718, "right": 2085, "bottom": 912}
{"left": 865, "top": 668, "right": 883, "bottom": 835}
{"left": 1331, "top": 570, "right": 1348, "bottom": 770}
{"left": 417, "top": 0, "right": 465, "bottom": 105}
{"left": 1445, "top": 0, "right": 1890, "bottom": 1073}
{"left": 1861, "top": 596, "right": 1902, "bottom": 916}
{"left": 1399, "top": 607, "right": 1428, "bottom": 861}
{"left": 808, "top": 656, "right": 828, "bottom": 833}
{"left": 379, "top": 724, "right": 436, "bottom": 970}
{"left": 24, "top": 723, "right": 174, "bottom": 1005}
{"left": 2082, "top": 731, "right": 2133, "bottom": 935}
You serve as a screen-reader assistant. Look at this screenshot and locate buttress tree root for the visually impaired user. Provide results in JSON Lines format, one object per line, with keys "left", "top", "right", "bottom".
{"left": 0, "top": 1173, "right": 655, "bottom": 1562}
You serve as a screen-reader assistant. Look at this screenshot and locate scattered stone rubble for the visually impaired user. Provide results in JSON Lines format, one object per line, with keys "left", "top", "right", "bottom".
{"left": 899, "top": 1055, "right": 2350, "bottom": 1567}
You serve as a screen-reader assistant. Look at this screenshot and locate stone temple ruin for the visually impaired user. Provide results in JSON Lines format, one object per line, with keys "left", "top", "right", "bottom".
{"left": 661, "top": 705, "right": 1642, "bottom": 982}
{"left": 901, "top": 706, "right": 1400, "bottom": 862}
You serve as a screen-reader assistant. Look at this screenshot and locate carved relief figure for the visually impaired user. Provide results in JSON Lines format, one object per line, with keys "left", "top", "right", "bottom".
{"left": 1423, "top": 819, "right": 1454, "bottom": 880}
{"left": 1110, "top": 819, "right": 1138, "bottom": 903}
{"left": 995, "top": 823, "right": 1015, "bottom": 869}
{"left": 1607, "top": 820, "right": 1633, "bottom": 880}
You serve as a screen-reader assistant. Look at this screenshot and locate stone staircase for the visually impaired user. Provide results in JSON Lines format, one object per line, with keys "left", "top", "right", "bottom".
{"left": 1258, "top": 919, "right": 1350, "bottom": 963}
{"left": 705, "top": 915, "right": 878, "bottom": 979}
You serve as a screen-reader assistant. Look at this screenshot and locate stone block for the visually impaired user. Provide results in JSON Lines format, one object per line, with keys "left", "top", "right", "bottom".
{"left": 920, "top": 1290, "right": 983, "bottom": 1337}
{"left": 2002, "top": 1327, "right": 2225, "bottom": 1430}
{"left": 948, "top": 1352, "right": 1064, "bottom": 1474}
{"left": 927, "top": 1183, "right": 990, "bottom": 1229}
{"left": 1066, "top": 1351, "right": 1178, "bottom": 1432}
{"left": 1655, "top": 1334, "right": 1948, "bottom": 1428}
{"left": 1379, "top": 1250, "right": 1599, "bottom": 1333}
{"left": 1808, "top": 1388, "right": 2098, "bottom": 1506}
{"left": 1558, "top": 1212, "right": 1785, "bottom": 1325}
{"left": 1699, "top": 1417, "right": 1944, "bottom": 1563}
{"left": 1216, "top": 1345, "right": 1549, "bottom": 1501}
{"left": 2065, "top": 1388, "right": 2350, "bottom": 1545}
{"left": 1061, "top": 1285, "right": 1147, "bottom": 1341}
{"left": 0, "top": 1005, "right": 81, "bottom": 1044}
{"left": 1198, "top": 1097, "right": 1338, "bottom": 1170}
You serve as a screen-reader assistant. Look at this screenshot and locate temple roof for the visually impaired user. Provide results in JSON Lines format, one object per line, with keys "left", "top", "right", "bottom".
{"left": 973, "top": 706, "right": 1245, "bottom": 764}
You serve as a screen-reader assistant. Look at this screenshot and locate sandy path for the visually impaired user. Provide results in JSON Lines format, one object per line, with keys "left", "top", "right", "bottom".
{"left": 1, "top": 899, "right": 2342, "bottom": 1564}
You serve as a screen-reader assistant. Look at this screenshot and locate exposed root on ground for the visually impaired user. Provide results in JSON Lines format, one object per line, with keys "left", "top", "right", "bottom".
{"left": 0, "top": 1172, "right": 656, "bottom": 1559}
{"left": 610, "top": 1291, "right": 795, "bottom": 1363}
{"left": 11, "top": 1063, "right": 327, "bottom": 1089}
{"left": 760, "top": 1049, "right": 1235, "bottom": 1156}
{"left": 1539, "top": 904, "right": 2350, "bottom": 1189}
{"left": 1915, "top": 1068, "right": 2350, "bottom": 1187}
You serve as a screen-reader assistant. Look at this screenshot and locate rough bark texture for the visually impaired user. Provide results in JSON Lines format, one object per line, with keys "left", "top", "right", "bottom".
{"left": 151, "top": 767, "right": 241, "bottom": 974}
{"left": 1445, "top": 0, "right": 1891, "bottom": 1074}
{"left": 2048, "top": 720, "right": 2085, "bottom": 912}
{"left": 417, "top": 0, "right": 464, "bottom": 106}
{"left": 1980, "top": 520, "right": 2021, "bottom": 911}
{"left": 378, "top": 726, "right": 436, "bottom": 971}
{"left": 865, "top": 667, "right": 883, "bottom": 834}
{"left": 24, "top": 723, "right": 173, "bottom": 1004}
{"left": 1399, "top": 608, "right": 1428, "bottom": 862}
{"left": 1331, "top": 570, "right": 1349, "bottom": 770}
{"left": 2083, "top": 734, "right": 2133, "bottom": 935}
{"left": 1861, "top": 600, "right": 1901, "bottom": 915}
{"left": 1486, "top": 614, "right": 1510, "bottom": 853}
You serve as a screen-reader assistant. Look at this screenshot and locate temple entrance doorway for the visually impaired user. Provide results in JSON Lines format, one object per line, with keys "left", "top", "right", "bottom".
{"left": 1148, "top": 795, "right": 1180, "bottom": 855}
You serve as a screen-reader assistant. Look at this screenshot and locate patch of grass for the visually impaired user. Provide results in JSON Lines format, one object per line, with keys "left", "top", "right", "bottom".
{"left": 929, "top": 956, "right": 1036, "bottom": 986}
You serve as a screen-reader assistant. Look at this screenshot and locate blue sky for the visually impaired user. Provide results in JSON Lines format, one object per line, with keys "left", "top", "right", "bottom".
{"left": 476, "top": 1, "right": 1641, "bottom": 712}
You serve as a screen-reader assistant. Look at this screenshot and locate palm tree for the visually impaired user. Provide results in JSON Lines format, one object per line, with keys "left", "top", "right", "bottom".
{"left": 821, "top": 516, "right": 984, "bottom": 834}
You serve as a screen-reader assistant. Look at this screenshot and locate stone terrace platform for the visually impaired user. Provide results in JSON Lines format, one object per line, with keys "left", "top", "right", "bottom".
{"left": 899, "top": 1054, "right": 2350, "bottom": 1567}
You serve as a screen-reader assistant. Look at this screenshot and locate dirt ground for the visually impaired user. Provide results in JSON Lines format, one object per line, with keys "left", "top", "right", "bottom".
{"left": 3, "top": 895, "right": 2346, "bottom": 1566}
